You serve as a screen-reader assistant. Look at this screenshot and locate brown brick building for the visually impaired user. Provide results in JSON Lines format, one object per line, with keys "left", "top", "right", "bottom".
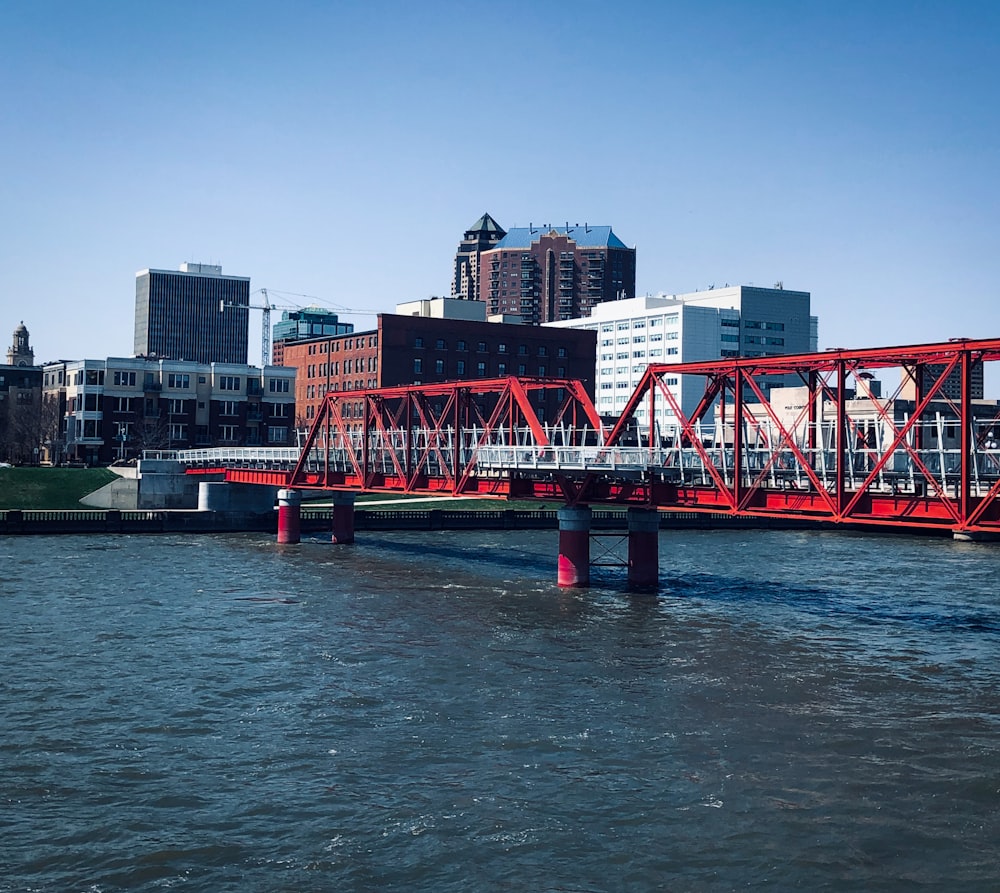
{"left": 279, "top": 313, "right": 598, "bottom": 427}
{"left": 478, "top": 225, "right": 636, "bottom": 324}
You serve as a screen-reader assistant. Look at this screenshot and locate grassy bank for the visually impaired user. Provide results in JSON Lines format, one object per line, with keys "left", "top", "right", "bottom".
{"left": 0, "top": 467, "right": 118, "bottom": 510}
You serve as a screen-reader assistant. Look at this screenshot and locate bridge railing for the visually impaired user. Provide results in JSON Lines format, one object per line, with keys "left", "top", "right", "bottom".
{"left": 157, "top": 424, "right": 1000, "bottom": 499}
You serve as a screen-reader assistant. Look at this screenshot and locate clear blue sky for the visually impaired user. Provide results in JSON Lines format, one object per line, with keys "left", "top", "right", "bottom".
{"left": 2, "top": 0, "right": 998, "bottom": 366}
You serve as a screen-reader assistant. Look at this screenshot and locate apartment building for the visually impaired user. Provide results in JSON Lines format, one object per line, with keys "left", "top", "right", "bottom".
{"left": 478, "top": 224, "right": 636, "bottom": 324}
{"left": 43, "top": 357, "right": 295, "bottom": 464}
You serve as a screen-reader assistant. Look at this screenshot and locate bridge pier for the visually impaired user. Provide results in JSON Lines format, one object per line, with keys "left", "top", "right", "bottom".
{"left": 331, "top": 491, "right": 356, "bottom": 544}
{"left": 277, "top": 488, "right": 301, "bottom": 544}
{"left": 557, "top": 505, "right": 591, "bottom": 587}
{"left": 627, "top": 508, "right": 660, "bottom": 590}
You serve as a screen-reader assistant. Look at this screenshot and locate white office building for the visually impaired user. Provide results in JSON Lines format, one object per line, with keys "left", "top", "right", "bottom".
{"left": 546, "top": 285, "right": 818, "bottom": 432}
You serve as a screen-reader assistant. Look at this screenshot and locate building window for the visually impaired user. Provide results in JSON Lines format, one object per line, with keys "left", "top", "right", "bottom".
{"left": 477, "top": 341, "right": 487, "bottom": 352}
{"left": 268, "top": 426, "right": 288, "bottom": 443}
{"left": 557, "top": 347, "right": 567, "bottom": 358}
{"left": 167, "top": 373, "right": 190, "bottom": 389}
{"left": 220, "top": 425, "right": 238, "bottom": 441}
{"left": 435, "top": 339, "right": 446, "bottom": 350}
{"left": 498, "top": 343, "right": 507, "bottom": 353}
{"left": 477, "top": 362, "right": 486, "bottom": 376}
{"left": 219, "top": 375, "right": 240, "bottom": 391}
{"left": 414, "top": 358, "right": 423, "bottom": 374}
{"left": 435, "top": 359, "right": 445, "bottom": 374}
{"left": 113, "top": 371, "right": 136, "bottom": 387}
{"left": 457, "top": 340, "right": 467, "bottom": 351}
{"left": 456, "top": 360, "right": 465, "bottom": 375}
{"left": 498, "top": 362, "right": 507, "bottom": 376}
{"left": 271, "top": 403, "right": 289, "bottom": 418}
{"left": 168, "top": 399, "right": 186, "bottom": 414}
{"left": 169, "top": 423, "right": 188, "bottom": 441}
{"left": 414, "top": 337, "right": 424, "bottom": 348}
{"left": 220, "top": 400, "right": 238, "bottom": 416}
{"left": 268, "top": 378, "right": 289, "bottom": 393}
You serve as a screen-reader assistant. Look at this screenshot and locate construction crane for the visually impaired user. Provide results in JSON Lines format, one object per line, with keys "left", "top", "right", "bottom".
{"left": 220, "top": 288, "right": 378, "bottom": 366}
{"left": 219, "top": 289, "right": 292, "bottom": 367}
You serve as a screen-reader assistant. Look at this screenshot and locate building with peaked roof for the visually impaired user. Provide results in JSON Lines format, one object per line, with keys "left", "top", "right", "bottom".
{"left": 452, "top": 213, "right": 507, "bottom": 301}
{"left": 478, "top": 224, "right": 636, "bottom": 324}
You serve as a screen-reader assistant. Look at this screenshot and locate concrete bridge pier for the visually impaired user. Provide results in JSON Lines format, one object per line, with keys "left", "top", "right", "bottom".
{"left": 277, "top": 488, "right": 302, "bottom": 544}
{"left": 627, "top": 508, "right": 660, "bottom": 590}
{"left": 331, "top": 491, "right": 356, "bottom": 544}
{"left": 557, "top": 505, "right": 591, "bottom": 587}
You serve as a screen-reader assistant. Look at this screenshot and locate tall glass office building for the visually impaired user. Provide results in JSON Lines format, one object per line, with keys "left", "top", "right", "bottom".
{"left": 134, "top": 263, "right": 250, "bottom": 364}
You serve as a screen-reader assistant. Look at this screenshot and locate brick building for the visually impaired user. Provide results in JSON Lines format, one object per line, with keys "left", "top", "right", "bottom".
{"left": 279, "top": 310, "right": 598, "bottom": 427}
{"left": 452, "top": 212, "right": 506, "bottom": 301}
{"left": 478, "top": 225, "right": 636, "bottom": 324}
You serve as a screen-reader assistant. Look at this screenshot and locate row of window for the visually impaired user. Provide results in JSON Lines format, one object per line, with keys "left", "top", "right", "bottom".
{"left": 413, "top": 358, "right": 565, "bottom": 378}
{"left": 305, "top": 335, "right": 378, "bottom": 355}
{"left": 73, "top": 421, "right": 289, "bottom": 444}
{"left": 306, "top": 358, "right": 377, "bottom": 378}
{"left": 105, "top": 370, "right": 287, "bottom": 392}
{"left": 95, "top": 397, "right": 289, "bottom": 417}
{"left": 412, "top": 337, "right": 566, "bottom": 358}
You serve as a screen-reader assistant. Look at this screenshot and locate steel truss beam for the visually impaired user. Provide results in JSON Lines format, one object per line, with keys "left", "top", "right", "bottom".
{"left": 603, "top": 338, "right": 1000, "bottom": 533}
{"left": 287, "top": 377, "right": 604, "bottom": 498}
{"left": 210, "top": 339, "right": 1000, "bottom": 534}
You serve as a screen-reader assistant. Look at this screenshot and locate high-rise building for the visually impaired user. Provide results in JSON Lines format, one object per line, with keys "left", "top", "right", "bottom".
{"left": 452, "top": 213, "right": 506, "bottom": 301}
{"left": 479, "top": 225, "right": 636, "bottom": 324}
{"left": 134, "top": 262, "right": 250, "bottom": 364}
{"left": 547, "top": 286, "right": 816, "bottom": 430}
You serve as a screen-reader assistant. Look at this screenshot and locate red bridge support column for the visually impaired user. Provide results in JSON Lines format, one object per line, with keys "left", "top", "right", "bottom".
{"left": 277, "top": 488, "right": 301, "bottom": 544}
{"left": 331, "top": 491, "right": 356, "bottom": 544}
{"left": 627, "top": 508, "right": 660, "bottom": 591}
{"left": 557, "top": 506, "right": 591, "bottom": 588}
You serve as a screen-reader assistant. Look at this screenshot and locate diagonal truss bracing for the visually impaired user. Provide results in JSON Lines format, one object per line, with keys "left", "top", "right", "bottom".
{"left": 599, "top": 338, "right": 1000, "bottom": 532}
{"left": 218, "top": 339, "right": 1000, "bottom": 533}
{"left": 288, "top": 377, "right": 604, "bottom": 499}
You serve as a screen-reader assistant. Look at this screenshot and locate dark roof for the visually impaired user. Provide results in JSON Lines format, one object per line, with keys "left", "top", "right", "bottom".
{"left": 493, "top": 226, "right": 629, "bottom": 250}
{"left": 465, "top": 212, "right": 506, "bottom": 236}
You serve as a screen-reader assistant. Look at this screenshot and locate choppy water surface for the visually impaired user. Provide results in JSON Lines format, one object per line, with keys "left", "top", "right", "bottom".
{"left": 2, "top": 528, "right": 999, "bottom": 891}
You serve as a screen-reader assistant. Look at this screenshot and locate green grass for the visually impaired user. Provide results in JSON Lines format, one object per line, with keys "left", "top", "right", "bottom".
{"left": 0, "top": 467, "right": 118, "bottom": 510}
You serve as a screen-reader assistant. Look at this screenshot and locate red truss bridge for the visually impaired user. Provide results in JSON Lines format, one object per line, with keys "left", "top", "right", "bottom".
{"left": 173, "top": 337, "right": 1000, "bottom": 537}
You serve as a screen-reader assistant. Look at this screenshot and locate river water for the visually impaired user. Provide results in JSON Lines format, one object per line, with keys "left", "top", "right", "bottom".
{"left": 2, "top": 528, "right": 999, "bottom": 892}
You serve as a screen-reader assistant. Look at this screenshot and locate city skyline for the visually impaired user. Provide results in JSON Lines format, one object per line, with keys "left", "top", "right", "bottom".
{"left": 3, "top": 2, "right": 999, "bottom": 366}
